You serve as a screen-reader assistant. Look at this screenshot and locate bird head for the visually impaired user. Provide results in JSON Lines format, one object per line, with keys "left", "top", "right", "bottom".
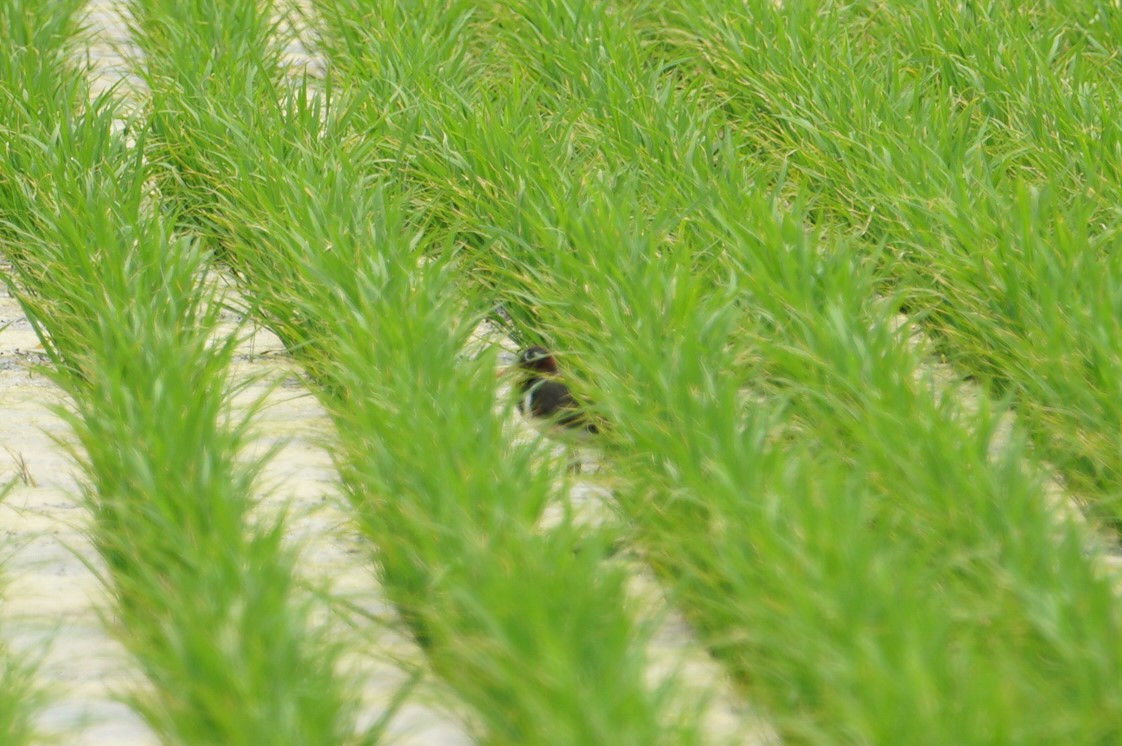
{"left": 516, "top": 346, "right": 559, "bottom": 376}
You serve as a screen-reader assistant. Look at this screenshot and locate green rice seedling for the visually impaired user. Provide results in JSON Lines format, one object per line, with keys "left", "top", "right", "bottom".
{"left": 0, "top": 3, "right": 367, "bottom": 743}
{"left": 304, "top": 0, "right": 1122, "bottom": 739}
{"left": 257, "top": 189, "right": 677, "bottom": 746}
{"left": 126, "top": 1, "right": 695, "bottom": 742}
{"left": 473, "top": 170, "right": 1122, "bottom": 742}
{"left": 0, "top": 2, "right": 87, "bottom": 742}
{"left": 121, "top": 0, "right": 290, "bottom": 245}
{"left": 648, "top": 0, "right": 1122, "bottom": 529}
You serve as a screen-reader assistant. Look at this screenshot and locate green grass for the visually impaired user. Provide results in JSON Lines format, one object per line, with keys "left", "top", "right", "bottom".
{"left": 0, "top": 2, "right": 87, "bottom": 742}
{"left": 645, "top": 0, "right": 1122, "bottom": 527}
{"left": 1, "top": 0, "right": 1122, "bottom": 743}
{"left": 123, "top": 0, "right": 693, "bottom": 743}
{"left": 0, "top": 1, "right": 367, "bottom": 743}
{"left": 311, "top": 0, "right": 1122, "bottom": 742}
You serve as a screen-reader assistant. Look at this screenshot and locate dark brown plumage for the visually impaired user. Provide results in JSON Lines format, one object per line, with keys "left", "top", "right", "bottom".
{"left": 516, "top": 346, "right": 599, "bottom": 437}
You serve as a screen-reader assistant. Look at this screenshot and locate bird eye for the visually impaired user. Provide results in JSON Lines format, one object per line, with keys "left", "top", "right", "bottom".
{"left": 517, "top": 346, "right": 556, "bottom": 370}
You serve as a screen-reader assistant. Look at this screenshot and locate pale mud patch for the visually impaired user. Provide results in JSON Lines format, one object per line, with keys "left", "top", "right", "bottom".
{"left": 83, "top": 1, "right": 144, "bottom": 102}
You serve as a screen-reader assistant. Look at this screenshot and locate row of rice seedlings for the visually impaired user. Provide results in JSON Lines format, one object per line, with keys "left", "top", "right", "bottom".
{"left": 0, "top": 2, "right": 366, "bottom": 743}
{"left": 586, "top": 190, "right": 1122, "bottom": 743}
{"left": 496, "top": 4, "right": 1122, "bottom": 741}
{"left": 309, "top": 0, "right": 1122, "bottom": 741}
{"left": 494, "top": 4, "right": 1122, "bottom": 739}
{"left": 123, "top": 1, "right": 694, "bottom": 743}
{"left": 0, "top": 4, "right": 95, "bottom": 743}
{"left": 0, "top": 2, "right": 74, "bottom": 741}
{"left": 647, "top": 0, "right": 1122, "bottom": 528}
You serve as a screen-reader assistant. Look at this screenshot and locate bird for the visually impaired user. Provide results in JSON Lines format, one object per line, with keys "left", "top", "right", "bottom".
{"left": 515, "top": 346, "right": 599, "bottom": 441}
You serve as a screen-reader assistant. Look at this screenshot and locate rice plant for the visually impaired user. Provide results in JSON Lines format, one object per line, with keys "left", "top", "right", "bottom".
{"left": 2, "top": 0, "right": 1120, "bottom": 742}
{"left": 0, "top": 1, "right": 366, "bottom": 742}
{"left": 311, "top": 0, "right": 1122, "bottom": 742}
{"left": 123, "top": 0, "right": 694, "bottom": 742}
